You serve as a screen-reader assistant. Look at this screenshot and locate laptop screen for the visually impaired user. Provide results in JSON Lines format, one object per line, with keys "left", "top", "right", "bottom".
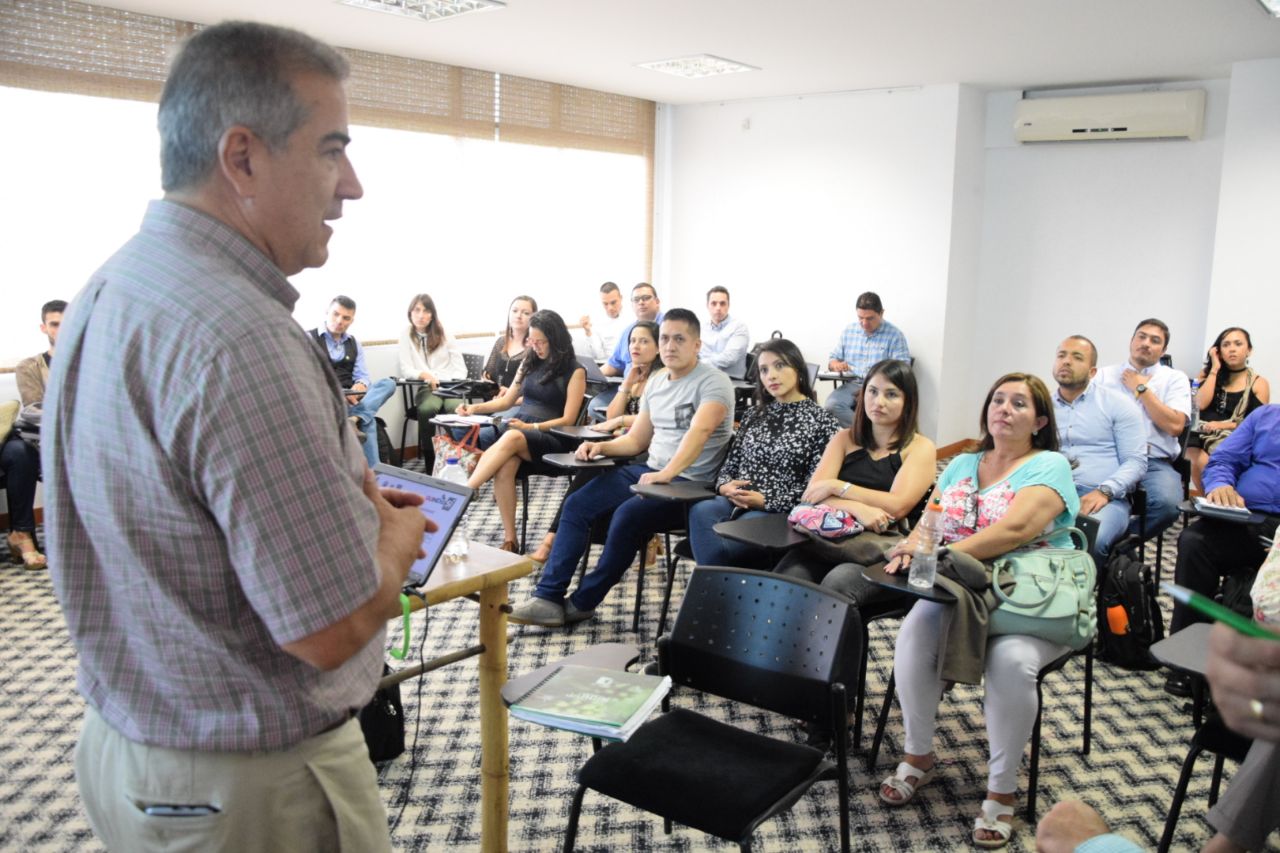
{"left": 372, "top": 464, "right": 474, "bottom": 588}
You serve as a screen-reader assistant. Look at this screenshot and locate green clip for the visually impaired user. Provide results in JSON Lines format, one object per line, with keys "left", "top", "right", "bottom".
{"left": 390, "top": 592, "right": 411, "bottom": 660}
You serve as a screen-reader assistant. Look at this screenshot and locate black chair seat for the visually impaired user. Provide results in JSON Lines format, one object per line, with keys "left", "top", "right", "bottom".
{"left": 579, "top": 708, "right": 831, "bottom": 843}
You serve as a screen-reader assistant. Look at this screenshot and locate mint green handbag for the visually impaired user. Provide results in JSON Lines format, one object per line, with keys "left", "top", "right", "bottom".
{"left": 988, "top": 528, "right": 1097, "bottom": 651}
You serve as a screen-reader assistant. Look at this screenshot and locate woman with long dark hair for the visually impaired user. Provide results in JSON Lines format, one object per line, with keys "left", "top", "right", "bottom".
{"left": 398, "top": 293, "right": 466, "bottom": 466}
{"left": 1189, "top": 326, "right": 1270, "bottom": 492}
{"left": 774, "top": 358, "right": 936, "bottom": 601}
{"left": 483, "top": 295, "right": 537, "bottom": 394}
{"left": 461, "top": 310, "right": 587, "bottom": 551}
{"left": 685, "top": 339, "right": 840, "bottom": 568}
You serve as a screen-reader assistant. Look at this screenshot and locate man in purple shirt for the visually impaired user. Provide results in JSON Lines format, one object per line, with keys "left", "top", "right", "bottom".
{"left": 44, "top": 22, "right": 428, "bottom": 852}
{"left": 1166, "top": 405, "right": 1280, "bottom": 694}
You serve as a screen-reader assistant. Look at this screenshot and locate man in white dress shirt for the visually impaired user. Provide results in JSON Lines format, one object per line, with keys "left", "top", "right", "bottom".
{"left": 698, "top": 286, "right": 751, "bottom": 379}
{"left": 1096, "top": 318, "right": 1191, "bottom": 539}
{"left": 579, "top": 281, "right": 628, "bottom": 361}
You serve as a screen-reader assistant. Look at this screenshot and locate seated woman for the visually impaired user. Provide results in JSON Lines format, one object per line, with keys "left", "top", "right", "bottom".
{"left": 398, "top": 293, "right": 466, "bottom": 469}
{"left": 686, "top": 339, "right": 840, "bottom": 568}
{"left": 878, "top": 372, "right": 1080, "bottom": 850}
{"left": 775, "top": 358, "right": 936, "bottom": 600}
{"left": 484, "top": 295, "right": 536, "bottom": 396}
{"left": 1188, "top": 326, "right": 1269, "bottom": 492}
{"left": 527, "top": 320, "right": 661, "bottom": 563}
{"left": 461, "top": 310, "right": 586, "bottom": 552}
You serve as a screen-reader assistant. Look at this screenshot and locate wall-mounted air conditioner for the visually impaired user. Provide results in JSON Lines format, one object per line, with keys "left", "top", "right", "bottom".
{"left": 1014, "top": 90, "right": 1206, "bottom": 142}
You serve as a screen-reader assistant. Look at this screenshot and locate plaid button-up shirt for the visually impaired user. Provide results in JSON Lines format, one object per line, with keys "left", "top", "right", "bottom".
{"left": 45, "top": 200, "right": 383, "bottom": 752}
{"left": 828, "top": 318, "right": 910, "bottom": 376}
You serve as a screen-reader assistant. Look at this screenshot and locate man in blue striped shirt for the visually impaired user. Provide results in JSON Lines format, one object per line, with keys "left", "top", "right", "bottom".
{"left": 823, "top": 291, "right": 911, "bottom": 427}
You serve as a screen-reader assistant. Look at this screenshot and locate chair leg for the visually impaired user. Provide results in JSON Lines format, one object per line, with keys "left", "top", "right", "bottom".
{"left": 656, "top": 536, "right": 681, "bottom": 637}
{"left": 1208, "top": 753, "right": 1227, "bottom": 807}
{"left": 564, "top": 785, "right": 587, "bottom": 853}
{"left": 868, "top": 671, "right": 895, "bottom": 772}
{"left": 1027, "top": 679, "right": 1045, "bottom": 822}
{"left": 631, "top": 550, "right": 645, "bottom": 634}
{"left": 520, "top": 477, "right": 530, "bottom": 554}
{"left": 1083, "top": 647, "right": 1093, "bottom": 756}
{"left": 397, "top": 416, "right": 410, "bottom": 468}
{"left": 852, "top": 622, "right": 871, "bottom": 750}
{"left": 1158, "top": 744, "right": 1204, "bottom": 853}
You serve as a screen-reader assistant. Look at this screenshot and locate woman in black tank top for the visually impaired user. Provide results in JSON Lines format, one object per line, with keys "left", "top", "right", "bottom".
{"left": 776, "top": 358, "right": 937, "bottom": 605}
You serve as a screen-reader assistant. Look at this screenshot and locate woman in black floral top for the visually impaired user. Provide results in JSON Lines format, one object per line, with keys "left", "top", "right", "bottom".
{"left": 687, "top": 339, "right": 840, "bottom": 568}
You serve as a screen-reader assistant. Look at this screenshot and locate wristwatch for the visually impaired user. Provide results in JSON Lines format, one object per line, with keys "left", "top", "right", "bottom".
{"left": 1135, "top": 383, "right": 1148, "bottom": 396}
{"left": 1097, "top": 484, "right": 1115, "bottom": 500}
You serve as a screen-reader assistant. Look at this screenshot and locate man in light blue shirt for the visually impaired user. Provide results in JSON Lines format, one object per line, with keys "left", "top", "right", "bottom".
{"left": 591, "top": 282, "right": 664, "bottom": 416}
{"left": 1051, "top": 335, "right": 1147, "bottom": 561}
{"left": 824, "top": 291, "right": 910, "bottom": 427}
{"left": 699, "top": 286, "right": 751, "bottom": 378}
{"left": 309, "top": 295, "right": 397, "bottom": 467}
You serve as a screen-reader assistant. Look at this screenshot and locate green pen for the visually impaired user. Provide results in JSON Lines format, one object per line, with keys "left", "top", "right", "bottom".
{"left": 1162, "top": 582, "right": 1280, "bottom": 641}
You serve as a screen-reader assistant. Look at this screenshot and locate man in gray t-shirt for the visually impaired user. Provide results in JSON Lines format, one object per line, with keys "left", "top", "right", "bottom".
{"left": 510, "top": 310, "right": 734, "bottom": 628}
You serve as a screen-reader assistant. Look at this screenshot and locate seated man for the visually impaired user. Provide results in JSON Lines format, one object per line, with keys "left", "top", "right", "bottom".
{"left": 698, "top": 286, "right": 750, "bottom": 378}
{"left": 1051, "top": 335, "right": 1147, "bottom": 562}
{"left": 509, "top": 309, "right": 733, "bottom": 627}
{"left": 309, "top": 295, "right": 396, "bottom": 468}
{"left": 578, "top": 281, "right": 627, "bottom": 361}
{"left": 590, "top": 282, "right": 664, "bottom": 416}
{"left": 823, "top": 291, "right": 910, "bottom": 428}
{"left": 4, "top": 298, "right": 64, "bottom": 570}
{"left": 1096, "top": 318, "right": 1191, "bottom": 540}
{"left": 1167, "top": 404, "right": 1280, "bottom": 694}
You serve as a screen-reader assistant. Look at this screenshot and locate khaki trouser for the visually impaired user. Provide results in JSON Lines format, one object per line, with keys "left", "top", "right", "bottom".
{"left": 75, "top": 706, "right": 392, "bottom": 853}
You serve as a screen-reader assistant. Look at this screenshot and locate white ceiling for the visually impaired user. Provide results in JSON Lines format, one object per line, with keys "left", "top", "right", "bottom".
{"left": 97, "top": 0, "right": 1280, "bottom": 104}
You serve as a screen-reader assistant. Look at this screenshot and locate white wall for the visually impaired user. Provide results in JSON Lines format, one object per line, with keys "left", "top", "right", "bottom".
{"left": 661, "top": 85, "right": 971, "bottom": 442}
{"left": 1204, "top": 59, "right": 1280, "bottom": 388}
{"left": 971, "top": 81, "right": 1229, "bottom": 411}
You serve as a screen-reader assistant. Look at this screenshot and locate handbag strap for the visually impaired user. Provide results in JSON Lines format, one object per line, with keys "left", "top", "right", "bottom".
{"left": 991, "top": 556, "right": 1064, "bottom": 608}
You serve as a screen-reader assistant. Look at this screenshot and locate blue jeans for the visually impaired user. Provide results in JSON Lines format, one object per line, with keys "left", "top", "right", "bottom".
{"left": 687, "top": 496, "right": 774, "bottom": 569}
{"left": 587, "top": 387, "right": 617, "bottom": 420}
{"left": 822, "top": 380, "right": 863, "bottom": 429}
{"left": 533, "top": 464, "right": 688, "bottom": 611}
{"left": 349, "top": 378, "right": 397, "bottom": 467}
{"left": 1075, "top": 484, "right": 1130, "bottom": 564}
{"left": 1128, "top": 458, "right": 1182, "bottom": 540}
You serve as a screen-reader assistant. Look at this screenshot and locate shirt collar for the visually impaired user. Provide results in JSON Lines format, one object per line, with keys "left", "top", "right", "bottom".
{"left": 710, "top": 315, "right": 731, "bottom": 332}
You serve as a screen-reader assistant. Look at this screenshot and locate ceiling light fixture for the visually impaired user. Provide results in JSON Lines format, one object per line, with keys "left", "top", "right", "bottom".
{"left": 336, "top": 0, "right": 505, "bottom": 23}
{"left": 637, "top": 54, "right": 760, "bottom": 79}
{"left": 1256, "top": 0, "right": 1280, "bottom": 16}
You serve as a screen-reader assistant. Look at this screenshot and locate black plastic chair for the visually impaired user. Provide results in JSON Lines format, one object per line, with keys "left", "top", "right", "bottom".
{"left": 563, "top": 567, "right": 859, "bottom": 853}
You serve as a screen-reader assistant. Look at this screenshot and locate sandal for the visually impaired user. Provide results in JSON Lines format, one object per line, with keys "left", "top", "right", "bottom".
{"left": 7, "top": 532, "right": 47, "bottom": 571}
{"left": 878, "top": 761, "right": 935, "bottom": 806}
{"left": 972, "top": 799, "right": 1015, "bottom": 849}
{"left": 644, "top": 535, "right": 661, "bottom": 568}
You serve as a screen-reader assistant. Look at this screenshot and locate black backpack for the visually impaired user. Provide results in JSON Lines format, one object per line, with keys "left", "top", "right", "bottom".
{"left": 1097, "top": 535, "right": 1165, "bottom": 671}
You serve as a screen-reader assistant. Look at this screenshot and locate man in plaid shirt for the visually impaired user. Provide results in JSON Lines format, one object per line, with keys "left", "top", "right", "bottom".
{"left": 823, "top": 291, "right": 911, "bottom": 427}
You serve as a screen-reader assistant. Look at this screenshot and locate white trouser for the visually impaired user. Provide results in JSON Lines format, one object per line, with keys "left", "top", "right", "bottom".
{"left": 893, "top": 600, "right": 1070, "bottom": 794}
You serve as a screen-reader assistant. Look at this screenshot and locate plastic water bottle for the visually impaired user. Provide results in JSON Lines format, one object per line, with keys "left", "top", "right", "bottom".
{"left": 1189, "top": 379, "right": 1201, "bottom": 431}
{"left": 439, "top": 458, "right": 469, "bottom": 560}
{"left": 908, "top": 500, "right": 943, "bottom": 590}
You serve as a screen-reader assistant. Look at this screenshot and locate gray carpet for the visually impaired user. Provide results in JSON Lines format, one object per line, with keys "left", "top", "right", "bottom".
{"left": 1, "top": 472, "right": 1273, "bottom": 852}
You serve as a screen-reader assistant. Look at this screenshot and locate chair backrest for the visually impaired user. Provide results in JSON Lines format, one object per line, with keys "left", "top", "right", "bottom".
{"left": 663, "top": 567, "right": 862, "bottom": 726}
{"left": 805, "top": 362, "right": 819, "bottom": 388}
{"left": 463, "top": 352, "right": 485, "bottom": 380}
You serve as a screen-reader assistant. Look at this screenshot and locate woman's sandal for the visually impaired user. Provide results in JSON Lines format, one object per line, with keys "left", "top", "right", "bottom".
{"left": 972, "top": 799, "right": 1015, "bottom": 849}
{"left": 528, "top": 534, "right": 554, "bottom": 565}
{"left": 877, "top": 761, "right": 935, "bottom": 806}
{"left": 7, "top": 532, "right": 47, "bottom": 570}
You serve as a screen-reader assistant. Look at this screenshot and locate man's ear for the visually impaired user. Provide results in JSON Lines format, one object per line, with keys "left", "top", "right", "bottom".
{"left": 218, "top": 125, "right": 260, "bottom": 198}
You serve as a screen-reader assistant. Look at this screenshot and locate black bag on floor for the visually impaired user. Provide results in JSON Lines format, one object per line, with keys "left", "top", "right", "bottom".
{"left": 359, "top": 664, "right": 405, "bottom": 763}
{"left": 375, "top": 416, "right": 394, "bottom": 465}
{"left": 1097, "top": 535, "right": 1164, "bottom": 671}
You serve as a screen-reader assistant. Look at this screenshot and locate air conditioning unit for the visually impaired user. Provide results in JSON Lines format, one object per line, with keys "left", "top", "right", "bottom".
{"left": 1014, "top": 90, "right": 1206, "bottom": 142}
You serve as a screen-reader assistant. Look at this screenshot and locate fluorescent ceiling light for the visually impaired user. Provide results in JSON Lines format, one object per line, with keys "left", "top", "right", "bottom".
{"left": 336, "top": 0, "right": 505, "bottom": 23}
{"left": 637, "top": 54, "right": 760, "bottom": 79}
{"left": 1257, "top": 0, "right": 1280, "bottom": 16}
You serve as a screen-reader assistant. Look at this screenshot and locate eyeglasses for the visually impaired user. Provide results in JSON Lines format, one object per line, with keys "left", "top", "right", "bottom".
{"left": 632, "top": 294, "right": 655, "bottom": 304}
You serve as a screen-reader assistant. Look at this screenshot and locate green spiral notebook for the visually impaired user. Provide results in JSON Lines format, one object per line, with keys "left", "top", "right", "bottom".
{"left": 508, "top": 664, "right": 671, "bottom": 741}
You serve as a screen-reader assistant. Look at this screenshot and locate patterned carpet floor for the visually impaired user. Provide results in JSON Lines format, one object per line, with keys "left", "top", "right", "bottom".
{"left": 2, "top": 468, "right": 1275, "bottom": 852}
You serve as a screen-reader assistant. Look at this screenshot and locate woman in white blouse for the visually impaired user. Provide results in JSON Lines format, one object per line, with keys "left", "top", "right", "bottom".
{"left": 399, "top": 293, "right": 466, "bottom": 467}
